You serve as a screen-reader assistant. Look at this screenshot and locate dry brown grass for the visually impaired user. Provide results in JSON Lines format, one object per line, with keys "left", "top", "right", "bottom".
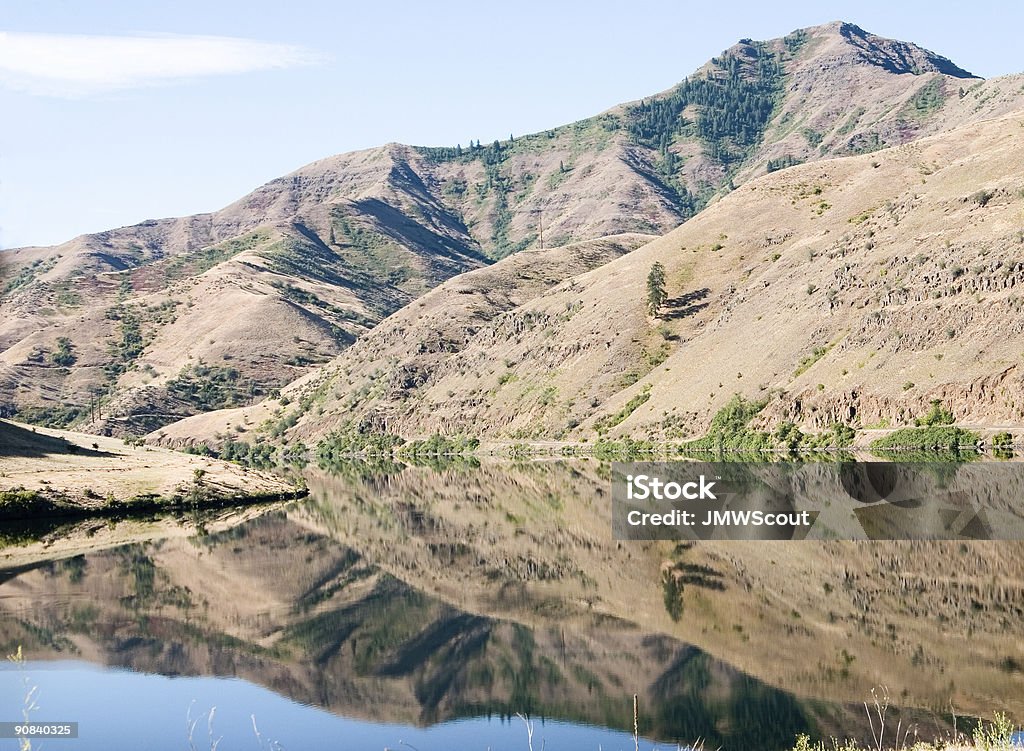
{"left": 0, "top": 419, "right": 295, "bottom": 514}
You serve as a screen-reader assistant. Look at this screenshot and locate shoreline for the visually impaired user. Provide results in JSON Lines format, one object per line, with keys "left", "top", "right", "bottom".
{"left": 0, "top": 419, "right": 304, "bottom": 524}
{"left": 0, "top": 485, "right": 308, "bottom": 524}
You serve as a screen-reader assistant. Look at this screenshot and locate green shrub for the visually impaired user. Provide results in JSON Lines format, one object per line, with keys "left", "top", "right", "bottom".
{"left": 51, "top": 337, "right": 76, "bottom": 366}
{"left": 269, "top": 411, "right": 299, "bottom": 438}
{"left": 992, "top": 431, "right": 1014, "bottom": 459}
{"left": 15, "top": 404, "right": 83, "bottom": 429}
{"left": 904, "top": 76, "right": 947, "bottom": 118}
{"left": 220, "top": 440, "right": 275, "bottom": 469}
{"left": 594, "top": 387, "right": 652, "bottom": 434}
{"left": 279, "top": 442, "right": 308, "bottom": 468}
{"left": 915, "top": 400, "right": 955, "bottom": 426}
{"left": 104, "top": 305, "right": 145, "bottom": 379}
{"left": 397, "top": 434, "right": 480, "bottom": 457}
{"left": 775, "top": 421, "right": 855, "bottom": 452}
{"left": 679, "top": 395, "right": 772, "bottom": 453}
{"left": 870, "top": 426, "right": 979, "bottom": 452}
{"left": 793, "top": 344, "right": 833, "bottom": 377}
{"left": 185, "top": 439, "right": 274, "bottom": 469}
{"left": 316, "top": 430, "right": 405, "bottom": 466}
{"left": 592, "top": 437, "right": 657, "bottom": 459}
{"left": 166, "top": 364, "right": 265, "bottom": 412}
{"left": 972, "top": 711, "right": 1015, "bottom": 751}
{"left": 992, "top": 431, "right": 1013, "bottom": 449}
{"left": 0, "top": 489, "right": 60, "bottom": 519}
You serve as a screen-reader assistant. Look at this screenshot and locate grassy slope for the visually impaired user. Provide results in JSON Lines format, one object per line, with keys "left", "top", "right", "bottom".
{"left": 171, "top": 110, "right": 1024, "bottom": 448}
{"left": 150, "top": 233, "right": 655, "bottom": 448}
{"left": 0, "top": 419, "right": 297, "bottom": 517}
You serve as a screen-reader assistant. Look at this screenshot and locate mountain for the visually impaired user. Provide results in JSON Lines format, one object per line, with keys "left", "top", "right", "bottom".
{"left": 150, "top": 232, "right": 654, "bottom": 445}
{"left": 0, "top": 148, "right": 492, "bottom": 436}
{"left": 3, "top": 21, "right": 1024, "bottom": 438}
{"left": 154, "top": 106, "right": 1024, "bottom": 448}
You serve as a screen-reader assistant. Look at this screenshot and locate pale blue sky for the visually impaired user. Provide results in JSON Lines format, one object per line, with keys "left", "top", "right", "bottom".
{"left": 1, "top": 0, "right": 1018, "bottom": 248}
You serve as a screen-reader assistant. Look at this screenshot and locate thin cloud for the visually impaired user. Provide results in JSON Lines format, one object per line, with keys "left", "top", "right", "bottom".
{"left": 0, "top": 31, "right": 324, "bottom": 97}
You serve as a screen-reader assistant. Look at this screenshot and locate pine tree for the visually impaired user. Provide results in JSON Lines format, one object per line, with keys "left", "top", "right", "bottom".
{"left": 646, "top": 262, "right": 667, "bottom": 317}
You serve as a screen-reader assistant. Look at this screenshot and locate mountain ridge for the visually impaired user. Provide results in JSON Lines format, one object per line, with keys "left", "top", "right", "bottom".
{"left": 3, "top": 21, "right": 1024, "bottom": 439}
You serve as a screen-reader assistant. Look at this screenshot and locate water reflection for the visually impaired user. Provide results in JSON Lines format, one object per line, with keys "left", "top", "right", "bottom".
{"left": 0, "top": 511, "right": 825, "bottom": 749}
{"left": 1, "top": 458, "right": 1021, "bottom": 749}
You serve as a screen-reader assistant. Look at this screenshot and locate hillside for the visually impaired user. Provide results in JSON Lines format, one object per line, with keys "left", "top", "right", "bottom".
{"left": 158, "top": 108, "right": 1024, "bottom": 448}
{"left": 4, "top": 21, "right": 1024, "bottom": 439}
{"left": 151, "top": 232, "right": 654, "bottom": 446}
{"left": 0, "top": 419, "right": 297, "bottom": 515}
{"left": 0, "top": 158, "right": 491, "bottom": 437}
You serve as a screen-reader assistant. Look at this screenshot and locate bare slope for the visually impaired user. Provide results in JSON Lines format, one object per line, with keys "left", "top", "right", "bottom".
{"left": 4, "top": 22, "right": 1022, "bottom": 439}
{"left": 151, "top": 233, "right": 655, "bottom": 446}
{"left": 171, "top": 110, "right": 1024, "bottom": 446}
{"left": 0, "top": 149, "right": 490, "bottom": 437}
{"left": 0, "top": 419, "right": 296, "bottom": 512}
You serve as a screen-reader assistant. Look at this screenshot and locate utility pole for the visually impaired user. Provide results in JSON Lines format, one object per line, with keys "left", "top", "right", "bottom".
{"left": 538, "top": 210, "right": 544, "bottom": 250}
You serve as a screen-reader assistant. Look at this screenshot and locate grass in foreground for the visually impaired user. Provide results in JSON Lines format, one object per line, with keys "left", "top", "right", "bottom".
{"left": 789, "top": 688, "right": 1018, "bottom": 751}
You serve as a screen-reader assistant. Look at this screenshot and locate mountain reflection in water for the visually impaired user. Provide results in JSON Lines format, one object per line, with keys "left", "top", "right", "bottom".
{"left": 1, "top": 459, "right": 1019, "bottom": 749}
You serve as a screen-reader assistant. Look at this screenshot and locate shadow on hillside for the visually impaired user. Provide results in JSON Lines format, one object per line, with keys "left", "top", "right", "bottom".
{"left": 0, "top": 420, "right": 113, "bottom": 459}
{"left": 351, "top": 196, "right": 481, "bottom": 262}
{"left": 662, "top": 287, "right": 710, "bottom": 320}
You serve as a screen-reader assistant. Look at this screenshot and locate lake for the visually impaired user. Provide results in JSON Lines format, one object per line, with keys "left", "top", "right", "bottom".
{"left": 1, "top": 459, "right": 1021, "bottom": 749}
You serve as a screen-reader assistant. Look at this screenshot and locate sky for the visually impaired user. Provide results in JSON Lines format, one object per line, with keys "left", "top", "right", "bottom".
{"left": 1, "top": 0, "right": 1021, "bottom": 249}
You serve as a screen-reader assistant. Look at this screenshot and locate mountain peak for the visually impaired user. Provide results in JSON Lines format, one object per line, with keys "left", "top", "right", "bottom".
{"left": 792, "top": 20, "right": 978, "bottom": 79}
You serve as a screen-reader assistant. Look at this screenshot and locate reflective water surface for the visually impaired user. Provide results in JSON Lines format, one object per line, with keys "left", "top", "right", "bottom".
{"left": 1, "top": 459, "right": 1021, "bottom": 750}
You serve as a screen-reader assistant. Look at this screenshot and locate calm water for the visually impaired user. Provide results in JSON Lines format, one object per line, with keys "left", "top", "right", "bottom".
{"left": 0, "top": 661, "right": 675, "bottom": 751}
{"left": 0, "top": 459, "right": 1020, "bottom": 750}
